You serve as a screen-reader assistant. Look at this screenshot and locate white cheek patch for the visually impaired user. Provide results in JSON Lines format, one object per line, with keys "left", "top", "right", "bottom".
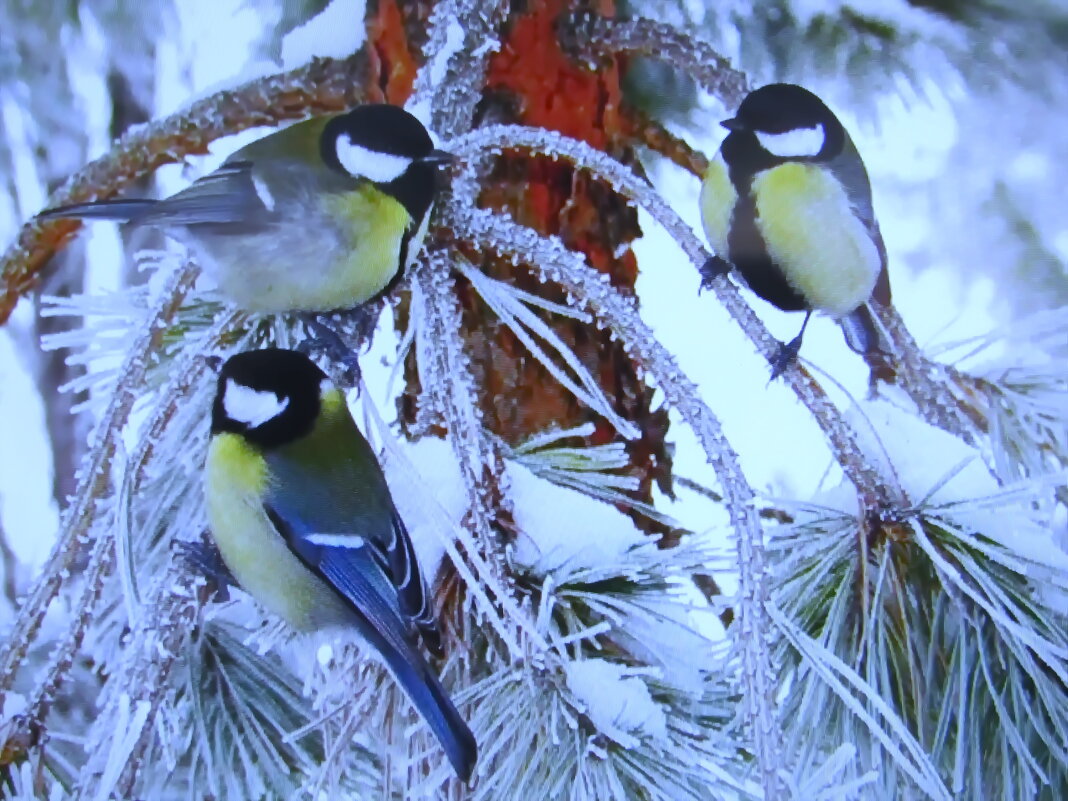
{"left": 223, "top": 379, "right": 290, "bottom": 428}
{"left": 756, "top": 125, "right": 825, "bottom": 158}
{"left": 336, "top": 135, "right": 412, "bottom": 182}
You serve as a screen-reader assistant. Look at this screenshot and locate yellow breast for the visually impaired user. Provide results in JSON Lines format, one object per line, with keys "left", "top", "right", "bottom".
{"left": 699, "top": 154, "right": 736, "bottom": 257}
{"left": 751, "top": 163, "right": 880, "bottom": 315}
{"left": 326, "top": 188, "right": 413, "bottom": 303}
{"left": 203, "top": 433, "right": 348, "bottom": 631}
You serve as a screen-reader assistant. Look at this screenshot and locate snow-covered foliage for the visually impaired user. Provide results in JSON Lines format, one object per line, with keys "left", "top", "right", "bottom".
{"left": 0, "top": 1, "right": 1065, "bottom": 801}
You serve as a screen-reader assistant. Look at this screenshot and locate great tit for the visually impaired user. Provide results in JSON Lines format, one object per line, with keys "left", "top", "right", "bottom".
{"left": 699, "top": 83, "right": 891, "bottom": 377}
{"left": 204, "top": 348, "right": 476, "bottom": 781}
{"left": 40, "top": 105, "right": 452, "bottom": 314}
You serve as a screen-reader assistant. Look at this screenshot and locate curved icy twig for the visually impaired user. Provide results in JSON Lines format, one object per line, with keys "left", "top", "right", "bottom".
{"left": 557, "top": 13, "right": 749, "bottom": 109}
{"left": 450, "top": 124, "right": 895, "bottom": 510}
{"left": 450, "top": 206, "right": 787, "bottom": 799}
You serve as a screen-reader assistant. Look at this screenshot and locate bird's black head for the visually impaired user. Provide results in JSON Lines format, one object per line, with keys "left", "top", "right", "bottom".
{"left": 211, "top": 348, "right": 327, "bottom": 450}
{"left": 320, "top": 104, "right": 452, "bottom": 221}
{"left": 721, "top": 83, "right": 845, "bottom": 165}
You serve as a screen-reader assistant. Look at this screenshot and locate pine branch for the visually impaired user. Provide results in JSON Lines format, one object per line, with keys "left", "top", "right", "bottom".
{"left": 450, "top": 206, "right": 787, "bottom": 799}
{"left": 411, "top": 252, "right": 544, "bottom": 659}
{"left": 75, "top": 552, "right": 204, "bottom": 799}
{"left": 0, "top": 263, "right": 199, "bottom": 721}
{"left": 0, "top": 51, "right": 372, "bottom": 326}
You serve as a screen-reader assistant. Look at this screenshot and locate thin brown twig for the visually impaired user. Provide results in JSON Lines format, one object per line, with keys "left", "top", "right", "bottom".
{"left": 0, "top": 51, "right": 372, "bottom": 326}
{"left": 558, "top": 13, "right": 749, "bottom": 108}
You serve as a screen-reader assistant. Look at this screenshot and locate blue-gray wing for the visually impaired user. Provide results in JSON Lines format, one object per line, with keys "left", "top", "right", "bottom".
{"left": 139, "top": 160, "right": 274, "bottom": 226}
{"left": 261, "top": 455, "right": 442, "bottom": 656}
{"left": 37, "top": 160, "right": 273, "bottom": 226}
{"left": 262, "top": 501, "right": 475, "bottom": 780}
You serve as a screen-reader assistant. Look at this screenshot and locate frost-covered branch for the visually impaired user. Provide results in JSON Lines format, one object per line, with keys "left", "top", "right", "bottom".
{"left": 450, "top": 125, "right": 894, "bottom": 510}
{"left": 451, "top": 207, "right": 787, "bottom": 799}
{"left": 0, "top": 51, "right": 371, "bottom": 325}
{"left": 0, "top": 263, "right": 199, "bottom": 715}
{"left": 76, "top": 553, "right": 204, "bottom": 799}
{"left": 876, "top": 306, "right": 982, "bottom": 442}
{"left": 558, "top": 13, "right": 749, "bottom": 108}
{"left": 411, "top": 251, "right": 543, "bottom": 659}
{"left": 410, "top": 0, "right": 507, "bottom": 137}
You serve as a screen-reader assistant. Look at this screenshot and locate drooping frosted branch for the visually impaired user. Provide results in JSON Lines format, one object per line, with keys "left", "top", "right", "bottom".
{"left": 557, "top": 13, "right": 749, "bottom": 109}
{"left": 0, "top": 51, "right": 371, "bottom": 325}
{"left": 449, "top": 124, "right": 894, "bottom": 510}
{"left": 450, "top": 207, "right": 787, "bottom": 799}
{"left": 0, "top": 263, "right": 199, "bottom": 716}
{"left": 75, "top": 552, "right": 204, "bottom": 799}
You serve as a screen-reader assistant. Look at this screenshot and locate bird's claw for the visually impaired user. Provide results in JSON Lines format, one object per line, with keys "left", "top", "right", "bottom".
{"left": 176, "top": 537, "right": 233, "bottom": 601}
{"left": 699, "top": 255, "right": 731, "bottom": 292}
{"left": 298, "top": 315, "right": 364, "bottom": 389}
{"left": 768, "top": 335, "right": 803, "bottom": 381}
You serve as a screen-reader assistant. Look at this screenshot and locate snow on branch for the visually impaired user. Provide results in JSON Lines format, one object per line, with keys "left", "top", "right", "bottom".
{"left": 0, "top": 51, "right": 372, "bottom": 325}
{"left": 557, "top": 13, "right": 749, "bottom": 108}
{"left": 770, "top": 395, "right": 1068, "bottom": 797}
{"left": 450, "top": 206, "right": 787, "bottom": 798}
{"left": 449, "top": 124, "right": 894, "bottom": 510}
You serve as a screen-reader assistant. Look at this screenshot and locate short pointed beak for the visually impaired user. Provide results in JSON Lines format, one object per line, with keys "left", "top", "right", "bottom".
{"left": 422, "top": 149, "right": 456, "bottom": 165}
{"left": 720, "top": 117, "right": 745, "bottom": 132}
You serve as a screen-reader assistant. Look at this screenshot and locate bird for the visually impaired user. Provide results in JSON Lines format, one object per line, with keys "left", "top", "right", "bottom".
{"left": 39, "top": 104, "right": 452, "bottom": 315}
{"left": 699, "top": 82, "right": 891, "bottom": 378}
{"left": 203, "top": 348, "right": 476, "bottom": 781}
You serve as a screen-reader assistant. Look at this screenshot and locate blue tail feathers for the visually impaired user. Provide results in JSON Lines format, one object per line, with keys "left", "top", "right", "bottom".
{"left": 370, "top": 625, "right": 478, "bottom": 782}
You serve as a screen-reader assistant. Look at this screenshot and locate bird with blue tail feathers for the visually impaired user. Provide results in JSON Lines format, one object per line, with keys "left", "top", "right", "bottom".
{"left": 203, "top": 348, "right": 476, "bottom": 782}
